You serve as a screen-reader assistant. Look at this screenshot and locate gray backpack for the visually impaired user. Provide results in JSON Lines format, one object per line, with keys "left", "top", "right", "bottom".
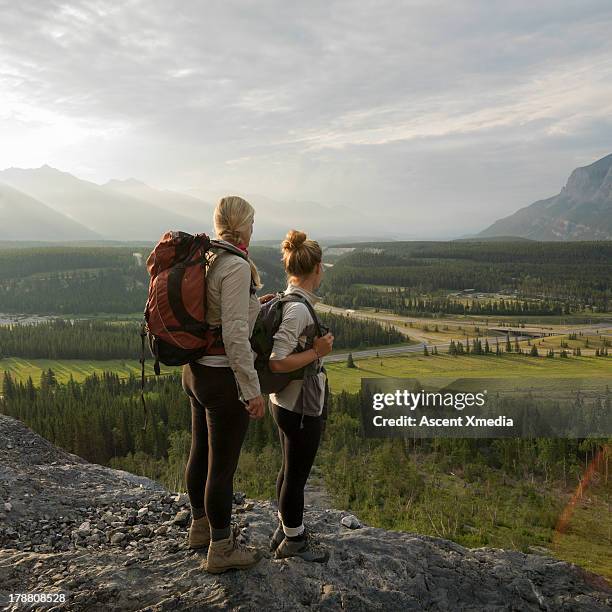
{"left": 250, "top": 291, "right": 323, "bottom": 394}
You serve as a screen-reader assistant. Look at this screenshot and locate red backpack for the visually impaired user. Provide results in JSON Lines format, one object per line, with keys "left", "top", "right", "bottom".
{"left": 138, "top": 231, "right": 248, "bottom": 425}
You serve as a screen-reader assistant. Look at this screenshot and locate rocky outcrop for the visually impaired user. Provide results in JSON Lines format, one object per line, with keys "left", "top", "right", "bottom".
{"left": 479, "top": 153, "right": 612, "bottom": 240}
{"left": 0, "top": 413, "right": 610, "bottom": 611}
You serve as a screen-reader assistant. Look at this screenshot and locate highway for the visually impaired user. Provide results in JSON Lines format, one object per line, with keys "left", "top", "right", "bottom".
{"left": 317, "top": 303, "right": 611, "bottom": 364}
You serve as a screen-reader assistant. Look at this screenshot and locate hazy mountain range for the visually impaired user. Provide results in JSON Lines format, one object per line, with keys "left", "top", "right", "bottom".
{"left": 480, "top": 153, "right": 612, "bottom": 241}
{"left": 0, "top": 182, "right": 101, "bottom": 241}
{"left": 0, "top": 166, "right": 386, "bottom": 242}
{"left": 0, "top": 166, "right": 211, "bottom": 242}
{"left": 2, "top": 157, "right": 611, "bottom": 242}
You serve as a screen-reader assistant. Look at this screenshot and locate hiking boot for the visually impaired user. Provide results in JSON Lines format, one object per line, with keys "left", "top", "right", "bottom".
{"left": 188, "top": 515, "right": 211, "bottom": 549}
{"left": 269, "top": 522, "right": 285, "bottom": 552}
{"left": 205, "top": 525, "right": 262, "bottom": 574}
{"left": 274, "top": 529, "right": 329, "bottom": 563}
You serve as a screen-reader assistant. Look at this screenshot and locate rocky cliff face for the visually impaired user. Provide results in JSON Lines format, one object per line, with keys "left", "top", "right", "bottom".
{"left": 480, "top": 154, "right": 612, "bottom": 240}
{"left": 0, "top": 413, "right": 610, "bottom": 611}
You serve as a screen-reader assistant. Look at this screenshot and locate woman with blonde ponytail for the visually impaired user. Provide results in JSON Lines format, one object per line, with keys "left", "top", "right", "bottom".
{"left": 181, "top": 196, "right": 274, "bottom": 574}
{"left": 267, "top": 229, "right": 334, "bottom": 563}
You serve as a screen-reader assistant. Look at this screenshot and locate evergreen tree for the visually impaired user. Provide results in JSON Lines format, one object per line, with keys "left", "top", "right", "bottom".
{"left": 2, "top": 371, "right": 15, "bottom": 400}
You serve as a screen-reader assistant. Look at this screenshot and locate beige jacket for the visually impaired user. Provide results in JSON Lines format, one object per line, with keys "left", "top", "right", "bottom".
{"left": 195, "top": 242, "right": 261, "bottom": 400}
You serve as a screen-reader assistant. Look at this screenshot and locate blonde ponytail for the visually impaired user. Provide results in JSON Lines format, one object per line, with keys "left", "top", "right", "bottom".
{"left": 214, "top": 195, "right": 262, "bottom": 289}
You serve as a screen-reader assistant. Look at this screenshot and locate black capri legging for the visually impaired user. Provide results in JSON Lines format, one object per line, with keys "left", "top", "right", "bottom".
{"left": 181, "top": 363, "right": 250, "bottom": 529}
{"left": 270, "top": 402, "right": 322, "bottom": 528}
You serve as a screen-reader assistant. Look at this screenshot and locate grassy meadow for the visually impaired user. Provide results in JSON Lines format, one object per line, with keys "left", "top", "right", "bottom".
{"left": 2, "top": 351, "right": 610, "bottom": 391}
{"left": 0, "top": 356, "right": 178, "bottom": 386}
{"left": 325, "top": 352, "right": 612, "bottom": 394}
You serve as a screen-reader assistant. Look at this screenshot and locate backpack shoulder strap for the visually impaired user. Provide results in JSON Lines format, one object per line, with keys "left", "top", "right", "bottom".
{"left": 208, "top": 239, "right": 256, "bottom": 294}
{"left": 209, "top": 239, "right": 249, "bottom": 261}
{"left": 279, "top": 293, "right": 323, "bottom": 337}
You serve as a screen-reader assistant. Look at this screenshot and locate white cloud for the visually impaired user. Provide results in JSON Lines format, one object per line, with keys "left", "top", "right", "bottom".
{"left": 0, "top": 0, "right": 611, "bottom": 236}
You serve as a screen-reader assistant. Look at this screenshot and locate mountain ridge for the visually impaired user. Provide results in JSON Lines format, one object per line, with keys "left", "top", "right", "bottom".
{"left": 2, "top": 166, "right": 391, "bottom": 241}
{"left": 480, "top": 154, "right": 612, "bottom": 241}
{"left": 0, "top": 166, "right": 210, "bottom": 241}
{"left": 0, "top": 182, "right": 102, "bottom": 241}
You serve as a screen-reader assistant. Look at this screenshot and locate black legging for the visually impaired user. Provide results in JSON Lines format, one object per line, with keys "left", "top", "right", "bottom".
{"left": 182, "top": 363, "right": 250, "bottom": 530}
{"left": 270, "top": 402, "right": 322, "bottom": 528}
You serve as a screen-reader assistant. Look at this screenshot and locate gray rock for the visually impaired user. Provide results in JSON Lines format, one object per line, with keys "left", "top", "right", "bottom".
{"left": 133, "top": 525, "right": 152, "bottom": 539}
{"left": 172, "top": 510, "right": 190, "bottom": 526}
{"left": 101, "top": 511, "right": 115, "bottom": 525}
{"left": 76, "top": 520, "right": 91, "bottom": 535}
{"left": 341, "top": 514, "right": 362, "bottom": 529}
{"left": 164, "top": 539, "right": 179, "bottom": 553}
{"left": 173, "top": 493, "right": 189, "bottom": 507}
{"left": 0, "top": 413, "right": 610, "bottom": 611}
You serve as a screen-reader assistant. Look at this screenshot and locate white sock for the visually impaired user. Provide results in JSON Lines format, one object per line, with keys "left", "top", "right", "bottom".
{"left": 282, "top": 523, "right": 305, "bottom": 538}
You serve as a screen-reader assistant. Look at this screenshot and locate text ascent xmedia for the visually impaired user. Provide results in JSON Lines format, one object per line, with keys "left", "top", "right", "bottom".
{"left": 370, "top": 389, "right": 514, "bottom": 429}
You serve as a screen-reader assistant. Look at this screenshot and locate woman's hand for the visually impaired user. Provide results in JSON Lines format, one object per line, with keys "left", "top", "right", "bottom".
{"left": 259, "top": 293, "right": 276, "bottom": 304}
{"left": 313, "top": 332, "right": 334, "bottom": 358}
{"left": 245, "top": 395, "right": 265, "bottom": 419}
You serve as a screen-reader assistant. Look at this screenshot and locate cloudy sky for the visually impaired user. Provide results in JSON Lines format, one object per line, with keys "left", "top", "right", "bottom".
{"left": 1, "top": 0, "right": 611, "bottom": 238}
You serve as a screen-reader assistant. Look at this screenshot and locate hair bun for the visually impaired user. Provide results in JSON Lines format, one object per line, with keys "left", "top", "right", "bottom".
{"left": 282, "top": 229, "right": 307, "bottom": 252}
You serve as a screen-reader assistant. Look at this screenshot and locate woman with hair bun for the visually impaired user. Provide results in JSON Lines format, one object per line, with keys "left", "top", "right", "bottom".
{"left": 267, "top": 229, "right": 334, "bottom": 562}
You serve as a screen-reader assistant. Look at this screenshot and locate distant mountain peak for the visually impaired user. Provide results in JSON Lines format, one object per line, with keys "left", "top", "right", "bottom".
{"left": 37, "top": 164, "right": 67, "bottom": 175}
{"left": 0, "top": 166, "right": 209, "bottom": 241}
{"left": 561, "top": 153, "right": 612, "bottom": 202}
{"left": 105, "top": 177, "right": 149, "bottom": 188}
{"left": 480, "top": 153, "right": 612, "bottom": 241}
{"left": 2, "top": 164, "right": 77, "bottom": 180}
